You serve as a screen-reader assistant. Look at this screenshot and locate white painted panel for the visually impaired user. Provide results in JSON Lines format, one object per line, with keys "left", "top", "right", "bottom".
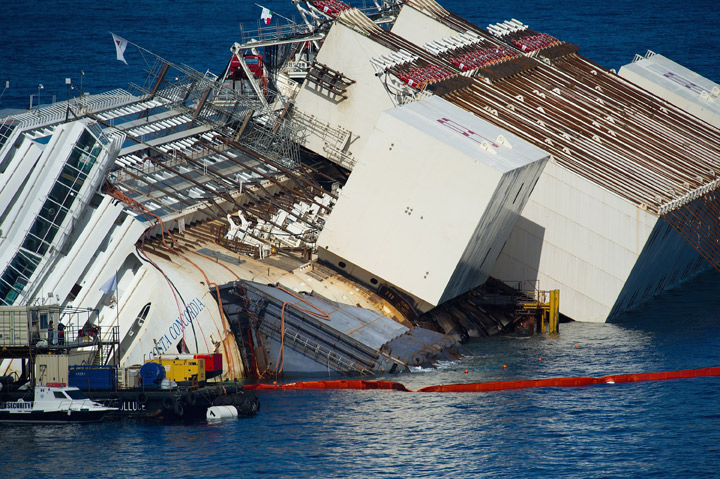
{"left": 293, "top": 22, "right": 397, "bottom": 162}
{"left": 391, "top": 5, "right": 462, "bottom": 45}
{"left": 319, "top": 96, "right": 548, "bottom": 307}
{"left": 619, "top": 53, "right": 720, "bottom": 129}
{"left": 0, "top": 122, "right": 84, "bottom": 275}
{"left": 491, "top": 161, "right": 658, "bottom": 322}
{"left": 0, "top": 140, "right": 44, "bottom": 216}
{"left": 43, "top": 196, "right": 125, "bottom": 303}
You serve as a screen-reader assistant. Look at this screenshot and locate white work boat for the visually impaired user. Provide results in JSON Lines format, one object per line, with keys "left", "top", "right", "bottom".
{"left": 0, "top": 384, "right": 116, "bottom": 424}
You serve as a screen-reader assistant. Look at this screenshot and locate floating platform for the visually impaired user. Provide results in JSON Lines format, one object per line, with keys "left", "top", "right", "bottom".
{"left": 84, "top": 383, "right": 259, "bottom": 420}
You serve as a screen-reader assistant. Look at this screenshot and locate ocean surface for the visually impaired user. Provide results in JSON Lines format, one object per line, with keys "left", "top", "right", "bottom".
{"left": 2, "top": 1, "right": 720, "bottom": 477}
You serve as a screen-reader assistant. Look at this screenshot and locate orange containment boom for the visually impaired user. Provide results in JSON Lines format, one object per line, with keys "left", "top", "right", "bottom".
{"left": 244, "top": 367, "right": 720, "bottom": 393}
{"left": 417, "top": 366, "right": 720, "bottom": 392}
{"left": 246, "top": 379, "right": 412, "bottom": 392}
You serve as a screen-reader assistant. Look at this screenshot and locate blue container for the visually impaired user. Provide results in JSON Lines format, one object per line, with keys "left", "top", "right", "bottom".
{"left": 68, "top": 365, "right": 118, "bottom": 391}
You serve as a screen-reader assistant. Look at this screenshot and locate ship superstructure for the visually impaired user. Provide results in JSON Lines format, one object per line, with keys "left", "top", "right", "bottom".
{"left": 0, "top": 35, "right": 472, "bottom": 381}
{"left": 316, "top": 95, "right": 548, "bottom": 313}
{"left": 4, "top": 0, "right": 716, "bottom": 385}
{"left": 252, "top": 0, "right": 720, "bottom": 322}
{"left": 397, "top": 1, "right": 720, "bottom": 322}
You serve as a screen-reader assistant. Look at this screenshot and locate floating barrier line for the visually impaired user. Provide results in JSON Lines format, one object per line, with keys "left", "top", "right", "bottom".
{"left": 246, "top": 380, "right": 412, "bottom": 392}
{"left": 243, "top": 367, "right": 720, "bottom": 393}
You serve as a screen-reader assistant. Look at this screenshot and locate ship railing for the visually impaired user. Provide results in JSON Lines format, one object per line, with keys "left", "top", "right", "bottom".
{"left": 93, "top": 325, "right": 120, "bottom": 366}
{"left": 113, "top": 155, "right": 175, "bottom": 182}
{"left": 508, "top": 281, "right": 560, "bottom": 334}
{"left": 0, "top": 90, "right": 138, "bottom": 161}
{"left": 238, "top": 21, "right": 314, "bottom": 48}
{"left": 259, "top": 320, "right": 373, "bottom": 375}
{"left": 0, "top": 104, "right": 70, "bottom": 150}
{"left": 0, "top": 305, "right": 106, "bottom": 351}
{"left": 283, "top": 329, "right": 374, "bottom": 375}
{"left": 69, "top": 89, "right": 135, "bottom": 114}
{"left": 44, "top": 323, "right": 98, "bottom": 349}
{"left": 505, "top": 278, "right": 546, "bottom": 309}
{"left": 290, "top": 109, "right": 356, "bottom": 170}
{"left": 112, "top": 131, "right": 227, "bottom": 182}
{"left": 45, "top": 324, "right": 120, "bottom": 365}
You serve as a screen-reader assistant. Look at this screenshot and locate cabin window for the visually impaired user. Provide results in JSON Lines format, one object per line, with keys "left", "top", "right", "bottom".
{"left": 0, "top": 130, "right": 102, "bottom": 305}
{"left": 66, "top": 389, "right": 86, "bottom": 400}
{"left": 67, "top": 283, "right": 82, "bottom": 300}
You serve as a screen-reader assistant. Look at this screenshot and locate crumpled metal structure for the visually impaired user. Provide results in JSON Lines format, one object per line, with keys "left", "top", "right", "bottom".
{"left": 214, "top": 280, "right": 466, "bottom": 377}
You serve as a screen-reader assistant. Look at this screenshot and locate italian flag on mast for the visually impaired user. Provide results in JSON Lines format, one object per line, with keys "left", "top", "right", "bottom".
{"left": 261, "top": 7, "right": 273, "bottom": 25}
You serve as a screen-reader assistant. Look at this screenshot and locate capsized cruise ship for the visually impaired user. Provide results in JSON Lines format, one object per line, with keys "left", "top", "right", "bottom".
{"left": 2, "top": 0, "right": 717, "bottom": 382}
{"left": 254, "top": 0, "right": 720, "bottom": 323}
{"left": 0, "top": 2, "right": 549, "bottom": 382}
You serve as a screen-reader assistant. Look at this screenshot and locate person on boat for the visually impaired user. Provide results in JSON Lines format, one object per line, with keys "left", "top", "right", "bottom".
{"left": 48, "top": 320, "right": 54, "bottom": 345}
{"left": 57, "top": 322, "right": 65, "bottom": 345}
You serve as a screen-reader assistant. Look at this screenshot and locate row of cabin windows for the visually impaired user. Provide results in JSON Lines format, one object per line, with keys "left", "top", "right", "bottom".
{"left": 0, "top": 131, "right": 101, "bottom": 305}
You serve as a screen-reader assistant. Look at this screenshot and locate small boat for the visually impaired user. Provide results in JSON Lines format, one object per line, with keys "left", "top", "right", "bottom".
{"left": 0, "top": 384, "right": 116, "bottom": 424}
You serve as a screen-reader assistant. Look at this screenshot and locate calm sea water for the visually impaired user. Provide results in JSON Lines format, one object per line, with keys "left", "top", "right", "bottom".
{"left": 2, "top": 1, "right": 720, "bottom": 478}
{"left": 2, "top": 271, "right": 720, "bottom": 479}
{"left": 2, "top": 0, "right": 719, "bottom": 109}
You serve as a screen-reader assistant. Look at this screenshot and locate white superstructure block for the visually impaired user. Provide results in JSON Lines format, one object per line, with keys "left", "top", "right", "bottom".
{"left": 490, "top": 161, "right": 708, "bottom": 322}
{"left": 619, "top": 52, "right": 720, "bottom": 129}
{"left": 318, "top": 96, "right": 548, "bottom": 309}
{"left": 292, "top": 21, "right": 397, "bottom": 165}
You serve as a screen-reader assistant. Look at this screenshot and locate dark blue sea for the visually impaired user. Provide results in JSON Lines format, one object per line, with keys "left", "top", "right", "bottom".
{"left": 2, "top": 1, "right": 720, "bottom": 477}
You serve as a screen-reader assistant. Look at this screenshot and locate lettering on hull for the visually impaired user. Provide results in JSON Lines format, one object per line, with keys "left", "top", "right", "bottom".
{"left": 149, "top": 298, "right": 207, "bottom": 356}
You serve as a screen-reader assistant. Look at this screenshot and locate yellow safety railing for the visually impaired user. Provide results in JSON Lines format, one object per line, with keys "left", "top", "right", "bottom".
{"left": 519, "top": 288, "right": 560, "bottom": 334}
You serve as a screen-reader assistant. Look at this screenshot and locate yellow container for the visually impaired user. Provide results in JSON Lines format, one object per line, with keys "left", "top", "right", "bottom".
{"left": 149, "top": 358, "right": 206, "bottom": 384}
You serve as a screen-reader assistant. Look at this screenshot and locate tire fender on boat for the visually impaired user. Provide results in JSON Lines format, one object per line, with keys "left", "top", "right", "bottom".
{"left": 137, "top": 392, "right": 148, "bottom": 405}
{"left": 162, "top": 396, "right": 175, "bottom": 410}
{"left": 184, "top": 391, "right": 197, "bottom": 406}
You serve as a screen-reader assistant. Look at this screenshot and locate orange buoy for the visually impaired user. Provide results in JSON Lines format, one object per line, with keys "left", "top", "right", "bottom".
{"left": 464, "top": 369, "right": 469, "bottom": 374}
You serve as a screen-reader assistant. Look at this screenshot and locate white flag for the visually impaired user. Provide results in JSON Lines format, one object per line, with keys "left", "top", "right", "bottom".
{"left": 261, "top": 7, "right": 273, "bottom": 25}
{"left": 112, "top": 33, "right": 128, "bottom": 64}
{"left": 99, "top": 273, "right": 117, "bottom": 295}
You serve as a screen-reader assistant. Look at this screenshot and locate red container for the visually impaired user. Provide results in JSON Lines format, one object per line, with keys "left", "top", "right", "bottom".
{"left": 194, "top": 354, "right": 223, "bottom": 379}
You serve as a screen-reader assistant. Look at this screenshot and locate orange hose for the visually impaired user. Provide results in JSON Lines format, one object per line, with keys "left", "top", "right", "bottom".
{"left": 272, "top": 285, "right": 332, "bottom": 377}
{"left": 105, "top": 184, "right": 218, "bottom": 358}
